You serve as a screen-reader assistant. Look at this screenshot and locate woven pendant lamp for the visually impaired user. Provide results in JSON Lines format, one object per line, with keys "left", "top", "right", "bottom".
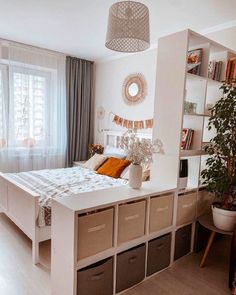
{"left": 105, "top": 1, "right": 150, "bottom": 53}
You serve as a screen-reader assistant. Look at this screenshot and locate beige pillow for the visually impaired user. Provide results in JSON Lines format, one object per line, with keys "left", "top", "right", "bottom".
{"left": 83, "top": 154, "right": 108, "bottom": 171}
{"left": 120, "top": 165, "right": 150, "bottom": 181}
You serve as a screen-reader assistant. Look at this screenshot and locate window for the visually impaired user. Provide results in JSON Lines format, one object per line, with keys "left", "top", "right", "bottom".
{"left": 0, "top": 65, "right": 7, "bottom": 148}
{"left": 0, "top": 43, "right": 66, "bottom": 172}
{"left": 11, "top": 67, "right": 50, "bottom": 147}
{"left": 0, "top": 64, "right": 56, "bottom": 150}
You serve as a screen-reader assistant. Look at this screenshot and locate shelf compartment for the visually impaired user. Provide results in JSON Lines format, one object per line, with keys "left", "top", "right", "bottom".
{"left": 147, "top": 233, "right": 171, "bottom": 276}
{"left": 118, "top": 200, "right": 146, "bottom": 245}
{"left": 116, "top": 244, "right": 146, "bottom": 293}
{"left": 197, "top": 189, "right": 213, "bottom": 217}
{"left": 77, "top": 208, "right": 114, "bottom": 261}
{"left": 176, "top": 192, "right": 197, "bottom": 226}
{"left": 184, "top": 113, "right": 210, "bottom": 117}
{"left": 77, "top": 257, "right": 113, "bottom": 295}
{"left": 180, "top": 150, "right": 207, "bottom": 157}
{"left": 174, "top": 224, "right": 192, "bottom": 261}
{"left": 149, "top": 194, "right": 174, "bottom": 233}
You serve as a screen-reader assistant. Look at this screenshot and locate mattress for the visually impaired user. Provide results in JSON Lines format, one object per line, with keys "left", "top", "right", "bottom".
{"left": 6, "top": 166, "right": 127, "bottom": 227}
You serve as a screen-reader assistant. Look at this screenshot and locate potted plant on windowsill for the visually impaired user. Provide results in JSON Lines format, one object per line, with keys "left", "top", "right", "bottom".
{"left": 201, "top": 79, "right": 236, "bottom": 231}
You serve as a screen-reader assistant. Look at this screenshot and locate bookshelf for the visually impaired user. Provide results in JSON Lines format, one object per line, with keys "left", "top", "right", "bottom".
{"left": 151, "top": 29, "right": 236, "bottom": 189}
{"left": 151, "top": 29, "right": 236, "bottom": 263}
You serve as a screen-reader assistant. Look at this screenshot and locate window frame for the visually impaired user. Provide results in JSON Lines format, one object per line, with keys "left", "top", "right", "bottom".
{"left": 0, "top": 62, "right": 59, "bottom": 153}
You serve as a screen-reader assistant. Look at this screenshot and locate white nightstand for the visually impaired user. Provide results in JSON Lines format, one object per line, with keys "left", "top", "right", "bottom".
{"left": 73, "top": 161, "right": 86, "bottom": 167}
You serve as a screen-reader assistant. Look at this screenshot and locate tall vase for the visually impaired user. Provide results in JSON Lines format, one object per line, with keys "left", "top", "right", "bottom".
{"left": 129, "top": 163, "right": 142, "bottom": 189}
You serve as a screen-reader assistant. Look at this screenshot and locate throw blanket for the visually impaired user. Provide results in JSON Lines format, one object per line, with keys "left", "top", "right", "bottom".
{"left": 6, "top": 167, "right": 127, "bottom": 227}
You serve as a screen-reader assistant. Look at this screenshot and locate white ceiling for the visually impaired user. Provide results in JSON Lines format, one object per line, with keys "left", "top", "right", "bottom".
{"left": 0, "top": 0, "right": 236, "bottom": 61}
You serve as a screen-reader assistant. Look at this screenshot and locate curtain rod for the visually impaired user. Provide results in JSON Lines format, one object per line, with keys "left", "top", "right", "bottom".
{"left": 0, "top": 37, "right": 94, "bottom": 63}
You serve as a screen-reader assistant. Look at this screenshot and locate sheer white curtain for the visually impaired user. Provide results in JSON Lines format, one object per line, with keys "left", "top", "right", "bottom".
{"left": 0, "top": 41, "right": 67, "bottom": 172}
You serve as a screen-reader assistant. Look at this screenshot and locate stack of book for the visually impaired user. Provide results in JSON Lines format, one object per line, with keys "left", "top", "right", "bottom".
{"left": 226, "top": 58, "right": 236, "bottom": 81}
{"left": 208, "top": 60, "right": 223, "bottom": 81}
{"left": 181, "top": 128, "right": 194, "bottom": 150}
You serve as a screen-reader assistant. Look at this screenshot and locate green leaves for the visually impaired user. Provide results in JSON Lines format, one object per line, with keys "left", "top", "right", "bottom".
{"left": 201, "top": 79, "right": 236, "bottom": 207}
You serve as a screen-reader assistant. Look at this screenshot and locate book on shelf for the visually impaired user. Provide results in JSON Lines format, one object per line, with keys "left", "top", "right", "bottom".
{"left": 226, "top": 58, "right": 236, "bottom": 81}
{"left": 181, "top": 128, "right": 194, "bottom": 150}
{"left": 208, "top": 60, "right": 223, "bottom": 81}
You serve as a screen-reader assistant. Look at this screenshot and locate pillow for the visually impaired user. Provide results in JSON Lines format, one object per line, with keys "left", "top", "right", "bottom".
{"left": 120, "top": 166, "right": 150, "bottom": 181}
{"left": 97, "top": 157, "right": 131, "bottom": 178}
{"left": 83, "top": 154, "right": 108, "bottom": 171}
{"left": 120, "top": 165, "right": 130, "bottom": 179}
{"left": 104, "top": 145, "right": 127, "bottom": 159}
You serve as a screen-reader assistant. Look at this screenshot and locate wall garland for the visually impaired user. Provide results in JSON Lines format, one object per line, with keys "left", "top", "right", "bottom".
{"left": 111, "top": 112, "right": 153, "bottom": 130}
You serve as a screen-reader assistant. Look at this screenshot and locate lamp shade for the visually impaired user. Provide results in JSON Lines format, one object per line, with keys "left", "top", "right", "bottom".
{"left": 105, "top": 1, "right": 150, "bottom": 53}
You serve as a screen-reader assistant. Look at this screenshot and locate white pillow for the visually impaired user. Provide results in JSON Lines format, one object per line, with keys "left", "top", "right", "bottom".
{"left": 120, "top": 165, "right": 130, "bottom": 179}
{"left": 104, "top": 145, "right": 127, "bottom": 159}
{"left": 83, "top": 154, "right": 108, "bottom": 171}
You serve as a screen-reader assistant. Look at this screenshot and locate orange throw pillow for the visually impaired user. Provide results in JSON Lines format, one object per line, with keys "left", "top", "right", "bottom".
{"left": 97, "top": 157, "right": 131, "bottom": 178}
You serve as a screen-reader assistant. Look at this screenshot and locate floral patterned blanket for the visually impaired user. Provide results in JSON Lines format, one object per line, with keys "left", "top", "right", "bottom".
{"left": 6, "top": 167, "right": 127, "bottom": 227}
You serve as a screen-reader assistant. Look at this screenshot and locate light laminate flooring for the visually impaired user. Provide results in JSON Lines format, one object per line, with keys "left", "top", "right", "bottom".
{"left": 0, "top": 213, "right": 232, "bottom": 295}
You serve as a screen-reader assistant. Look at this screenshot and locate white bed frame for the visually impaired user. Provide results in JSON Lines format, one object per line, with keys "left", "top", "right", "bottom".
{"left": 0, "top": 130, "right": 152, "bottom": 265}
{"left": 0, "top": 173, "right": 51, "bottom": 264}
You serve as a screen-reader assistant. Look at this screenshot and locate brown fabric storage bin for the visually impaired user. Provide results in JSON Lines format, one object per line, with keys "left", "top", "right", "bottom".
{"left": 116, "top": 244, "right": 146, "bottom": 293}
{"left": 149, "top": 194, "right": 174, "bottom": 233}
{"left": 197, "top": 189, "right": 212, "bottom": 217}
{"left": 176, "top": 192, "right": 196, "bottom": 226}
{"left": 118, "top": 200, "right": 146, "bottom": 245}
{"left": 77, "top": 257, "right": 113, "bottom": 295}
{"left": 77, "top": 208, "right": 114, "bottom": 260}
{"left": 147, "top": 233, "right": 171, "bottom": 276}
{"left": 174, "top": 224, "right": 192, "bottom": 261}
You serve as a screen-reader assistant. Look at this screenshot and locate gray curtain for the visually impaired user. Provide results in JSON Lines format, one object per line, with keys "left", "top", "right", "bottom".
{"left": 66, "top": 56, "right": 94, "bottom": 166}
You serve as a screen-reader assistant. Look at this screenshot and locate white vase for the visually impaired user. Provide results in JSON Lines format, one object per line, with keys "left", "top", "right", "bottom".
{"left": 212, "top": 205, "right": 236, "bottom": 232}
{"left": 129, "top": 163, "right": 142, "bottom": 189}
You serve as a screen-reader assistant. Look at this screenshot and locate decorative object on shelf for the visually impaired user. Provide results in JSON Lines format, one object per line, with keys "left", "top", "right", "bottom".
{"left": 122, "top": 73, "right": 147, "bottom": 105}
{"left": 208, "top": 60, "right": 223, "bottom": 81}
{"left": 178, "top": 159, "right": 188, "bottom": 190}
{"left": 111, "top": 112, "right": 153, "bottom": 130}
{"left": 119, "top": 129, "right": 161, "bottom": 189}
{"left": 184, "top": 101, "right": 197, "bottom": 115}
{"left": 105, "top": 1, "right": 150, "bottom": 53}
{"left": 226, "top": 57, "right": 236, "bottom": 82}
{"left": 187, "top": 48, "right": 202, "bottom": 76}
{"left": 205, "top": 103, "right": 213, "bottom": 116}
{"left": 88, "top": 144, "right": 104, "bottom": 158}
{"left": 181, "top": 128, "right": 194, "bottom": 150}
{"left": 201, "top": 79, "right": 236, "bottom": 231}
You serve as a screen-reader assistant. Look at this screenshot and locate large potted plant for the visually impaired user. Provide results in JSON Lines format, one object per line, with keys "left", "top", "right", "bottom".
{"left": 201, "top": 79, "right": 236, "bottom": 231}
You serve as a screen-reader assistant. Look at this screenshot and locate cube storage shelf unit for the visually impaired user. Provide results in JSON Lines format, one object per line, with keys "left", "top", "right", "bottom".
{"left": 51, "top": 183, "right": 212, "bottom": 295}
{"left": 51, "top": 29, "right": 230, "bottom": 295}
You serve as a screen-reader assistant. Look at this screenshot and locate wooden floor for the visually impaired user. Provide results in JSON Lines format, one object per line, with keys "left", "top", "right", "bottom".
{"left": 0, "top": 213, "right": 231, "bottom": 295}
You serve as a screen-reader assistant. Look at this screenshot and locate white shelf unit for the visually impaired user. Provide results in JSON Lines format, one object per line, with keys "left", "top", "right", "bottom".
{"left": 51, "top": 185, "right": 176, "bottom": 295}
{"left": 151, "top": 29, "right": 236, "bottom": 281}
{"left": 152, "top": 29, "right": 236, "bottom": 190}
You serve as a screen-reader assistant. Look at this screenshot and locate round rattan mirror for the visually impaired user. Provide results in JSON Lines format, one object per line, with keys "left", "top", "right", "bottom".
{"left": 122, "top": 73, "right": 147, "bottom": 105}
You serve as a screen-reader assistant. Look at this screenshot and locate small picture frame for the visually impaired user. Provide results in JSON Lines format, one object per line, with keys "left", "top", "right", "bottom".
{"left": 187, "top": 48, "right": 202, "bottom": 76}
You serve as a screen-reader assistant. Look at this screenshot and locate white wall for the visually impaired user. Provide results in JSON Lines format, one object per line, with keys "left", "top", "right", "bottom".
{"left": 94, "top": 49, "right": 157, "bottom": 144}
{"left": 94, "top": 26, "right": 236, "bottom": 144}
{"left": 206, "top": 26, "right": 236, "bottom": 51}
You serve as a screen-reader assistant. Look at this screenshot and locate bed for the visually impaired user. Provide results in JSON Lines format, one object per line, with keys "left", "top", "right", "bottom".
{"left": 0, "top": 130, "right": 152, "bottom": 265}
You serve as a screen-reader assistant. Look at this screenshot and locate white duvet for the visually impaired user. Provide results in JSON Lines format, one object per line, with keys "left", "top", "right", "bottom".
{"left": 6, "top": 166, "right": 127, "bottom": 227}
